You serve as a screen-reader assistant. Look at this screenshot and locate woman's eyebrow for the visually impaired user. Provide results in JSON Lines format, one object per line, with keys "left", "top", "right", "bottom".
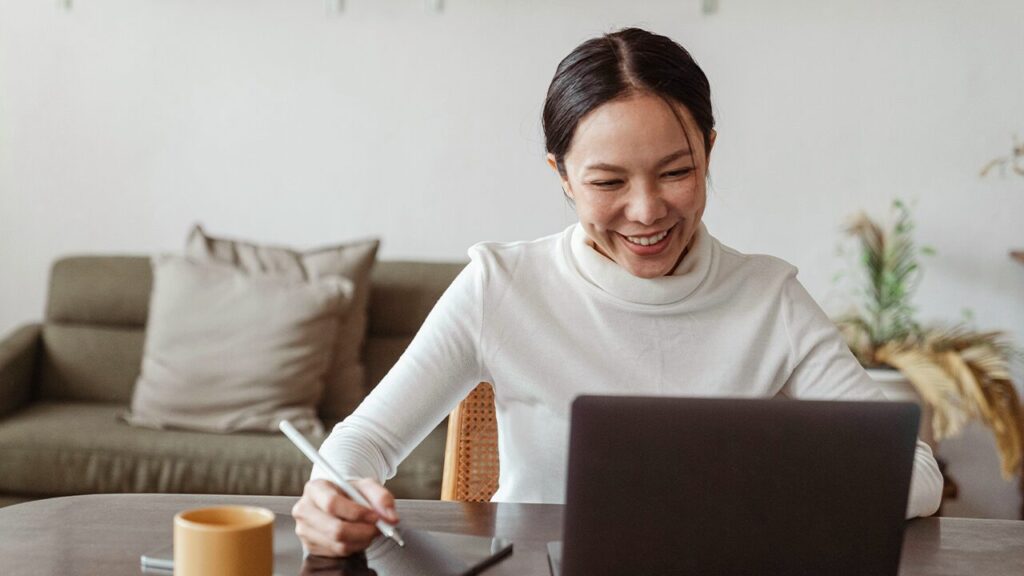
{"left": 583, "top": 149, "right": 692, "bottom": 173}
{"left": 655, "top": 149, "right": 693, "bottom": 166}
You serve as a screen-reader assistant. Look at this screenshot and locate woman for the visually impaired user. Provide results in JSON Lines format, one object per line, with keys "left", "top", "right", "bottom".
{"left": 292, "top": 28, "right": 943, "bottom": 557}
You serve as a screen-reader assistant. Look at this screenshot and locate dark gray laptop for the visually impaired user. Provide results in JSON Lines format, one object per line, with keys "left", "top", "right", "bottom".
{"left": 549, "top": 396, "right": 920, "bottom": 576}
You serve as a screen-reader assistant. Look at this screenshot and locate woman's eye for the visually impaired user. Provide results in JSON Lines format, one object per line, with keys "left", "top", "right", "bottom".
{"left": 662, "top": 168, "right": 693, "bottom": 179}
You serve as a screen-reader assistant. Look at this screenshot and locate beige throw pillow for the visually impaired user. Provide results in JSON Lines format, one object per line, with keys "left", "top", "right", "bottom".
{"left": 185, "top": 225, "right": 379, "bottom": 422}
{"left": 125, "top": 256, "right": 351, "bottom": 434}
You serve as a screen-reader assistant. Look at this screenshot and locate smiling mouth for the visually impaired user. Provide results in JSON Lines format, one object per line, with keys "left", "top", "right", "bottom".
{"left": 624, "top": 228, "right": 671, "bottom": 246}
{"left": 617, "top": 224, "right": 677, "bottom": 255}
{"left": 618, "top": 222, "right": 675, "bottom": 243}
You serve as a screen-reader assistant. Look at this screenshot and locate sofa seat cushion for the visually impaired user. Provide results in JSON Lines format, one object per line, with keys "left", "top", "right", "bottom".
{"left": 0, "top": 403, "right": 314, "bottom": 497}
{"left": 0, "top": 495, "right": 33, "bottom": 508}
{"left": 0, "top": 403, "right": 448, "bottom": 500}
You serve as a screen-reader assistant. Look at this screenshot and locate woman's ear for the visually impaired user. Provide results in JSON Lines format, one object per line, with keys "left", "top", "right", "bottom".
{"left": 546, "top": 152, "right": 559, "bottom": 173}
{"left": 546, "top": 153, "right": 574, "bottom": 199}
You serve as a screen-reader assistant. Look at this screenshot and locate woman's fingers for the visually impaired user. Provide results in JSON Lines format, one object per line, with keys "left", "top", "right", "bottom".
{"left": 306, "top": 478, "right": 379, "bottom": 522}
{"left": 295, "top": 511, "right": 377, "bottom": 557}
{"left": 298, "top": 496, "right": 380, "bottom": 542}
{"left": 292, "top": 479, "right": 384, "bottom": 557}
{"left": 299, "top": 529, "right": 372, "bottom": 558}
{"left": 351, "top": 478, "right": 400, "bottom": 524}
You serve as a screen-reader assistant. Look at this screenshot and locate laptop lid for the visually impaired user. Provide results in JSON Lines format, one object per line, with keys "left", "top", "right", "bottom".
{"left": 559, "top": 396, "right": 919, "bottom": 576}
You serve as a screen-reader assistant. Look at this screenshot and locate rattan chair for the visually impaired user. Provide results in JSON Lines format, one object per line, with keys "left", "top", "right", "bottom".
{"left": 440, "top": 382, "right": 499, "bottom": 502}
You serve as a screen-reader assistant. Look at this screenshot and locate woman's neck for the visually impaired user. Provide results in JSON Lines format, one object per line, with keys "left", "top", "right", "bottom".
{"left": 570, "top": 223, "right": 713, "bottom": 306}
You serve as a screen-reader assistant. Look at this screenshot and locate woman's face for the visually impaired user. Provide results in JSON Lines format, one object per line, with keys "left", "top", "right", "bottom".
{"left": 549, "top": 92, "right": 715, "bottom": 279}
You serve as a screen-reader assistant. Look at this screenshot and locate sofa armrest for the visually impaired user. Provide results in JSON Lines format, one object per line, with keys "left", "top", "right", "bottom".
{"left": 0, "top": 323, "right": 41, "bottom": 419}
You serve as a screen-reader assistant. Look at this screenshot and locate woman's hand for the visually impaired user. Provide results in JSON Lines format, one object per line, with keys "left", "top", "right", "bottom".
{"left": 292, "top": 478, "right": 400, "bottom": 557}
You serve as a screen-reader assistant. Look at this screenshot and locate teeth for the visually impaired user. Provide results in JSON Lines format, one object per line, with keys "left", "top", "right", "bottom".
{"left": 626, "top": 229, "right": 669, "bottom": 246}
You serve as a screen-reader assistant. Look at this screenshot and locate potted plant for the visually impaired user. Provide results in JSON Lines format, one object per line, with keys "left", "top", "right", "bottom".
{"left": 834, "top": 199, "right": 1024, "bottom": 480}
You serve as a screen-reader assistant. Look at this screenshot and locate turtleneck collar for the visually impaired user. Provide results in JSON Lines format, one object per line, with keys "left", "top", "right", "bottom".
{"left": 568, "top": 222, "right": 715, "bottom": 305}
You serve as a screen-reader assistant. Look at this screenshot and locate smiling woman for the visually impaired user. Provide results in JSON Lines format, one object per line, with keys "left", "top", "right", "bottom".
{"left": 550, "top": 93, "right": 712, "bottom": 278}
{"left": 291, "top": 27, "right": 944, "bottom": 558}
{"left": 543, "top": 30, "right": 715, "bottom": 279}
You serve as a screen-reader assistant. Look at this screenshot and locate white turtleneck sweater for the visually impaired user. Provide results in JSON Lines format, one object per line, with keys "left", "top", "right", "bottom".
{"left": 315, "top": 224, "right": 943, "bottom": 518}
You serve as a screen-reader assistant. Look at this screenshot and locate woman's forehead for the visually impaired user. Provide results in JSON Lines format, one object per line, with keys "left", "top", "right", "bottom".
{"left": 567, "top": 92, "right": 702, "bottom": 168}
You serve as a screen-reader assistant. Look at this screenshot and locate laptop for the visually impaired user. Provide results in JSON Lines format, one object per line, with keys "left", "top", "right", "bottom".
{"left": 549, "top": 396, "right": 920, "bottom": 576}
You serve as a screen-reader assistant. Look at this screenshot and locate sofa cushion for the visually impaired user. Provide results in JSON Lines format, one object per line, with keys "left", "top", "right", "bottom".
{"left": 364, "top": 337, "right": 414, "bottom": 393}
{"left": 46, "top": 256, "right": 152, "bottom": 326}
{"left": 0, "top": 324, "right": 41, "bottom": 419}
{"left": 126, "top": 256, "right": 350, "bottom": 435}
{"left": 368, "top": 261, "right": 467, "bottom": 339}
{"left": 37, "top": 257, "right": 464, "bottom": 403}
{"left": 364, "top": 262, "right": 464, "bottom": 392}
{"left": 40, "top": 256, "right": 152, "bottom": 403}
{"left": 186, "top": 226, "right": 379, "bottom": 422}
{"left": 38, "top": 324, "right": 146, "bottom": 403}
{"left": 0, "top": 495, "right": 33, "bottom": 508}
{"left": 0, "top": 403, "right": 314, "bottom": 497}
{"left": 0, "top": 403, "right": 447, "bottom": 500}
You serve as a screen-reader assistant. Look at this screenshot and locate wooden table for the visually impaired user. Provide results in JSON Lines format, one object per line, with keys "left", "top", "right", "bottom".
{"left": 1, "top": 493, "right": 1023, "bottom": 575}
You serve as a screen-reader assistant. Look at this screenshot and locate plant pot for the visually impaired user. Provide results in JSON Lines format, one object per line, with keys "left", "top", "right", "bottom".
{"left": 865, "top": 368, "right": 937, "bottom": 450}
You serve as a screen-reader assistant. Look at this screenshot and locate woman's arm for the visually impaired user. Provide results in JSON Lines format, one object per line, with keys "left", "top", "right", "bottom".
{"left": 778, "top": 276, "right": 943, "bottom": 519}
{"left": 314, "top": 256, "right": 489, "bottom": 484}
{"left": 294, "top": 256, "right": 491, "bottom": 556}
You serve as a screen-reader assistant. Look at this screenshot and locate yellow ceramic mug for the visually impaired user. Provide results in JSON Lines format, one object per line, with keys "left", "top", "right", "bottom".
{"left": 173, "top": 505, "right": 274, "bottom": 576}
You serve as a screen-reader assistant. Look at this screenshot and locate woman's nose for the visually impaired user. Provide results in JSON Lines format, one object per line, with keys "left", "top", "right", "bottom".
{"left": 624, "top": 184, "right": 668, "bottom": 225}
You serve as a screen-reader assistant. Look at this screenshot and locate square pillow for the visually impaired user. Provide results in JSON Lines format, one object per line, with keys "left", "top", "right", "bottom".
{"left": 185, "top": 225, "right": 379, "bottom": 422}
{"left": 124, "top": 256, "right": 351, "bottom": 434}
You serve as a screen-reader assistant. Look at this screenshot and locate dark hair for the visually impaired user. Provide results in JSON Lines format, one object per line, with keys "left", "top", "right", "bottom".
{"left": 542, "top": 28, "right": 715, "bottom": 177}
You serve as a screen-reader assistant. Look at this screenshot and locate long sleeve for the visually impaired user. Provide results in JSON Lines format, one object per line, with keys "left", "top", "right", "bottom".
{"left": 779, "top": 276, "right": 943, "bottom": 519}
{"left": 313, "top": 256, "right": 487, "bottom": 484}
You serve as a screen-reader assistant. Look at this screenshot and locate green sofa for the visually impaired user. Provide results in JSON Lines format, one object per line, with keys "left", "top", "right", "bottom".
{"left": 0, "top": 256, "right": 464, "bottom": 508}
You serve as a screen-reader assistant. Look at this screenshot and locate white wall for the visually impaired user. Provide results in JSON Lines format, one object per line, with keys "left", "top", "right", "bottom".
{"left": 2, "top": 0, "right": 1022, "bottom": 517}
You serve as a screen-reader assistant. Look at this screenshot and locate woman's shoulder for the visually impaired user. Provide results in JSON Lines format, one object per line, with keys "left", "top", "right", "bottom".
{"left": 712, "top": 236, "right": 799, "bottom": 286}
{"left": 465, "top": 226, "right": 571, "bottom": 272}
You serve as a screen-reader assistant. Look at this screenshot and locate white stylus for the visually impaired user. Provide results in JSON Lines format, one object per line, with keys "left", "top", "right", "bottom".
{"left": 279, "top": 420, "right": 405, "bottom": 547}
